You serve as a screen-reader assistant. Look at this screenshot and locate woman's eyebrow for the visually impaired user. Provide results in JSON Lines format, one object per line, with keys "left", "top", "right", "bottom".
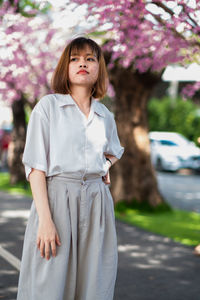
{"left": 86, "top": 53, "right": 97, "bottom": 57}
{"left": 70, "top": 53, "right": 97, "bottom": 57}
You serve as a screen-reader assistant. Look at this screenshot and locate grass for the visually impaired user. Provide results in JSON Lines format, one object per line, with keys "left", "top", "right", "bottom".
{"left": 0, "top": 172, "right": 32, "bottom": 197}
{"left": 115, "top": 200, "right": 200, "bottom": 247}
{"left": 0, "top": 172, "right": 199, "bottom": 247}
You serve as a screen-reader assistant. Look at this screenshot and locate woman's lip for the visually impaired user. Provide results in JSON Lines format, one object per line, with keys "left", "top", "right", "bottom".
{"left": 77, "top": 70, "right": 89, "bottom": 74}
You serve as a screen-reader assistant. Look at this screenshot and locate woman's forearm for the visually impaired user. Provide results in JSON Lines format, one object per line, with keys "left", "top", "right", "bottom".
{"left": 29, "top": 169, "right": 52, "bottom": 222}
{"left": 29, "top": 169, "right": 61, "bottom": 260}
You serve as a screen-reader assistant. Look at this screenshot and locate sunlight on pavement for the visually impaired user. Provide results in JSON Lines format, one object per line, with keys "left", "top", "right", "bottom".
{"left": 0, "top": 210, "right": 30, "bottom": 219}
{"left": 0, "top": 269, "right": 18, "bottom": 275}
{"left": 118, "top": 244, "right": 139, "bottom": 252}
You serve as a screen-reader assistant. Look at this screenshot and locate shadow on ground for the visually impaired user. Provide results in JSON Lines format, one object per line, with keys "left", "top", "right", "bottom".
{"left": 0, "top": 191, "right": 200, "bottom": 300}
{"left": 115, "top": 221, "right": 200, "bottom": 300}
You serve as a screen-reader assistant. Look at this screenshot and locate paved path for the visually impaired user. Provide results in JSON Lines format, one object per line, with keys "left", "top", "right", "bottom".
{"left": 115, "top": 221, "right": 200, "bottom": 300}
{"left": 0, "top": 191, "right": 200, "bottom": 300}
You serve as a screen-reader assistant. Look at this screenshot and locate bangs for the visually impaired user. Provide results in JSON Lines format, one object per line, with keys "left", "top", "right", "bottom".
{"left": 69, "top": 37, "right": 101, "bottom": 60}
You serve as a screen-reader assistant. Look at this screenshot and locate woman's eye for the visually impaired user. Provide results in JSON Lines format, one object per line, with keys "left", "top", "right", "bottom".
{"left": 87, "top": 57, "right": 95, "bottom": 61}
{"left": 70, "top": 57, "right": 96, "bottom": 62}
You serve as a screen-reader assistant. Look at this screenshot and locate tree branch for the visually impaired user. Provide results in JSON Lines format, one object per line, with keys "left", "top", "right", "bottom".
{"left": 151, "top": 1, "right": 199, "bottom": 30}
{"left": 148, "top": 10, "right": 200, "bottom": 48}
{"left": 151, "top": 1, "right": 174, "bottom": 16}
{"left": 180, "top": 3, "right": 199, "bottom": 28}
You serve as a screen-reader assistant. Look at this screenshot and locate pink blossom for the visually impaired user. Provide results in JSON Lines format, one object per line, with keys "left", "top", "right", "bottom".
{"left": 0, "top": 2, "right": 63, "bottom": 104}
{"left": 182, "top": 82, "right": 200, "bottom": 98}
{"left": 72, "top": 0, "right": 198, "bottom": 78}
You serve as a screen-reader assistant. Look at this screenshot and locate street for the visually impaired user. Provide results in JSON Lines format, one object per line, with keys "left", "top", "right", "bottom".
{"left": 157, "top": 171, "right": 200, "bottom": 213}
{"left": 0, "top": 172, "right": 200, "bottom": 299}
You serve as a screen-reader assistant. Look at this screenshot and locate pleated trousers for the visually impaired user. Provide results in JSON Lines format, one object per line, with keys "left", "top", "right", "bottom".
{"left": 16, "top": 173, "right": 118, "bottom": 300}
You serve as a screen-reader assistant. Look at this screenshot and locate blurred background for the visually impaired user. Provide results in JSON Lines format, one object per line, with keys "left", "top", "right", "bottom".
{"left": 0, "top": 1, "right": 200, "bottom": 299}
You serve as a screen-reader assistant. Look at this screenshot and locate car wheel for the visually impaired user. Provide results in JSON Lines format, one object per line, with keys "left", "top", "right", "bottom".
{"left": 156, "top": 157, "right": 163, "bottom": 171}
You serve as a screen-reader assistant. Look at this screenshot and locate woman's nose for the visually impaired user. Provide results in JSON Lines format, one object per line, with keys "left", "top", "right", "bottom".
{"left": 79, "top": 58, "right": 87, "bottom": 68}
{"left": 79, "top": 63, "right": 87, "bottom": 68}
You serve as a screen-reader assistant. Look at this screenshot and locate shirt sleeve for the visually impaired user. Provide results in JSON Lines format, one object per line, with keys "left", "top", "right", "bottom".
{"left": 22, "top": 109, "right": 49, "bottom": 182}
{"left": 105, "top": 115, "right": 124, "bottom": 159}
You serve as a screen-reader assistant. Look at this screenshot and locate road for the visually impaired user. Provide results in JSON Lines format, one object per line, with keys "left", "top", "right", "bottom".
{"left": 0, "top": 191, "right": 30, "bottom": 299}
{"left": 157, "top": 171, "right": 200, "bottom": 213}
{"left": 0, "top": 172, "right": 200, "bottom": 299}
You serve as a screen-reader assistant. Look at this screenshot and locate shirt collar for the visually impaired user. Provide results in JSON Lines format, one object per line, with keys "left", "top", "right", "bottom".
{"left": 55, "top": 93, "right": 105, "bottom": 118}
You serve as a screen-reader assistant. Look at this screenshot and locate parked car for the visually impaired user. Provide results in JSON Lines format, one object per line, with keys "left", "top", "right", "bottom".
{"left": 0, "top": 126, "right": 12, "bottom": 169}
{"left": 149, "top": 131, "right": 200, "bottom": 171}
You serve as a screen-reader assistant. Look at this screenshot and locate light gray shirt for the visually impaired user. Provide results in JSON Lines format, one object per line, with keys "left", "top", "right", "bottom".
{"left": 22, "top": 93, "right": 124, "bottom": 181}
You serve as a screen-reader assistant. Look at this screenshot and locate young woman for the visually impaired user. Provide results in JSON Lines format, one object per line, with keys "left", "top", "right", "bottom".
{"left": 17, "top": 36, "right": 124, "bottom": 300}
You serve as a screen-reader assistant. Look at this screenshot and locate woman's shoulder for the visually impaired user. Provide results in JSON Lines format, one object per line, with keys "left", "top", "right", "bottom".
{"left": 34, "top": 93, "right": 56, "bottom": 109}
{"left": 34, "top": 93, "right": 60, "bottom": 111}
{"left": 32, "top": 94, "right": 57, "bottom": 121}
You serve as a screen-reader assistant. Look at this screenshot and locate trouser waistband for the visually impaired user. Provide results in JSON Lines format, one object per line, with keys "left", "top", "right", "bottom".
{"left": 46, "top": 173, "right": 103, "bottom": 185}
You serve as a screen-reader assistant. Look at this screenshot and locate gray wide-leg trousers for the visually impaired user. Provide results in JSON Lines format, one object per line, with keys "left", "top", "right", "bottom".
{"left": 16, "top": 173, "right": 118, "bottom": 300}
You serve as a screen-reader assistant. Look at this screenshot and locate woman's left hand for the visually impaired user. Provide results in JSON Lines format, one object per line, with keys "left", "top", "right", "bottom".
{"left": 102, "top": 170, "right": 110, "bottom": 184}
{"left": 102, "top": 161, "right": 111, "bottom": 184}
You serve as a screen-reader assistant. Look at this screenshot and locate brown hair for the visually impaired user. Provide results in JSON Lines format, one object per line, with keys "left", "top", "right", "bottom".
{"left": 51, "top": 36, "right": 108, "bottom": 99}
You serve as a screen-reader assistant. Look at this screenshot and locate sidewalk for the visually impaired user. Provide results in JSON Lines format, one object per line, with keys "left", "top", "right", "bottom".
{"left": 0, "top": 191, "right": 200, "bottom": 300}
{"left": 115, "top": 220, "right": 200, "bottom": 300}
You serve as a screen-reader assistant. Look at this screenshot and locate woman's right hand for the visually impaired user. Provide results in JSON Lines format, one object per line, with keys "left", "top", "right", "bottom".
{"left": 36, "top": 218, "right": 61, "bottom": 260}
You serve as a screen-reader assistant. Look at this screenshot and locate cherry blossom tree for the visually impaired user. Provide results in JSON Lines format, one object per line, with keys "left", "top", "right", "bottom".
{"left": 0, "top": 0, "right": 90, "bottom": 184}
{"left": 71, "top": 0, "right": 200, "bottom": 206}
{"left": 0, "top": 1, "right": 59, "bottom": 183}
{"left": 0, "top": 0, "right": 51, "bottom": 16}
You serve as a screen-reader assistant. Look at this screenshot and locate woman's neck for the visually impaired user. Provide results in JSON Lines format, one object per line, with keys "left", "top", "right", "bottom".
{"left": 70, "top": 86, "right": 92, "bottom": 108}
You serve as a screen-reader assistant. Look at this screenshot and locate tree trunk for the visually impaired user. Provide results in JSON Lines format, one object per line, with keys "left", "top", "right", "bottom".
{"left": 109, "top": 67, "right": 164, "bottom": 206}
{"left": 8, "top": 96, "right": 26, "bottom": 184}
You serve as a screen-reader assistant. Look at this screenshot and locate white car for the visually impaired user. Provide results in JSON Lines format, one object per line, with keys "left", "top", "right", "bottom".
{"left": 149, "top": 131, "right": 200, "bottom": 171}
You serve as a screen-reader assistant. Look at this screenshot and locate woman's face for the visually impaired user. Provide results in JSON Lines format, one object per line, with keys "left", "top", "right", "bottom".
{"left": 68, "top": 45, "right": 99, "bottom": 89}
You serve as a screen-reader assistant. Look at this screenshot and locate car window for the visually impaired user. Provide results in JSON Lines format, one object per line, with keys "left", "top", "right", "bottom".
{"left": 159, "top": 140, "right": 177, "bottom": 146}
{"left": 149, "top": 132, "right": 192, "bottom": 147}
